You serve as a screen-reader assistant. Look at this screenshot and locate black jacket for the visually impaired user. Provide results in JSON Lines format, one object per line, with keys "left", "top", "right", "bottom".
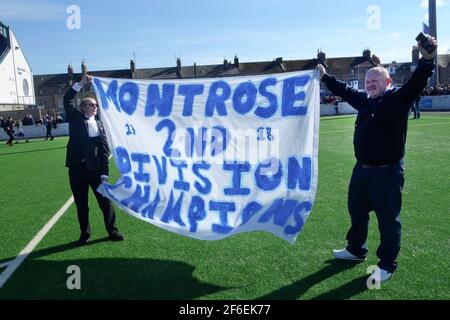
{"left": 322, "top": 58, "right": 434, "bottom": 165}
{"left": 63, "top": 88, "right": 110, "bottom": 175}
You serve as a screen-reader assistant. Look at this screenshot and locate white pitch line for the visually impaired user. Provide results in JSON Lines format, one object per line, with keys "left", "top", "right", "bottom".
{"left": 0, "top": 153, "right": 113, "bottom": 289}
{"left": 322, "top": 121, "right": 450, "bottom": 134}
{"left": 0, "top": 152, "right": 113, "bottom": 289}
{"left": 0, "top": 196, "right": 74, "bottom": 289}
{"left": 321, "top": 129, "right": 355, "bottom": 134}
{"left": 407, "top": 121, "right": 450, "bottom": 128}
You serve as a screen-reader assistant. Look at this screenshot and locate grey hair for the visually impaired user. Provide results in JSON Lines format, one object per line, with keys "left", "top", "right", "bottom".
{"left": 77, "top": 95, "right": 97, "bottom": 112}
{"left": 80, "top": 97, "right": 96, "bottom": 107}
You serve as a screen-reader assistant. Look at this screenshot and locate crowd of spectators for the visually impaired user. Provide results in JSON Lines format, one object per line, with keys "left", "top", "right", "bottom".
{"left": 422, "top": 85, "right": 450, "bottom": 96}
{"left": 22, "top": 114, "right": 34, "bottom": 126}
{"left": 321, "top": 95, "right": 343, "bottom": 105}
{"left": 21, "top": 113, "right": 64, "bottom": 126}
{"left": 320, "top": 84, "right": 450, "bottom": 104}
{"left": 1, "top": 113, "right": 66, "bottom": 145}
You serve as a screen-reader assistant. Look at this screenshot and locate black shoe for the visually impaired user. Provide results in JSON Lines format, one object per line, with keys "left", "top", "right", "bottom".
{"left": 109, "top": 231, "right": 124, "bottom": 241}
{"left": 77, "top": 233, "right": 91, "bottom": 246}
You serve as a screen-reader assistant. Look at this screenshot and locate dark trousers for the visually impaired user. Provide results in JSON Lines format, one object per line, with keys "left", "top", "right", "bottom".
{"left": 413, "top": 104, "right": 421, "bottom": 119}
{"left": 6, "top": 132, "right": 14, "bottom": 146}
{"left": 45, "top": 128, "right": 54, "bottom": 140}
{"left": 68, "top": 166, "right": 118, "bottom": 237}
{"left": 346, "top": 162, "right": 404, "bottom": 273}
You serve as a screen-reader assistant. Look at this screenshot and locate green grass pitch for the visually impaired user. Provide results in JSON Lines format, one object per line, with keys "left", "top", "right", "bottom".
{"left": 0, "top": 114, "right": 449, "bottom": 300}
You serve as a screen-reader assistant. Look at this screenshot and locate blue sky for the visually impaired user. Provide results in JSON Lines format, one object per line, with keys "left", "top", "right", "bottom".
{"left": 1, "top": 0, "right": 449, "bottom": 75}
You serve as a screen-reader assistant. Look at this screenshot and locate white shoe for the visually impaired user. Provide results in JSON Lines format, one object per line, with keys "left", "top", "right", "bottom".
{"left": 332, "top": 248, "right": 367, "bottom": 261}
{"left": 368, "top": 268, "right": 393, "bottom": 283}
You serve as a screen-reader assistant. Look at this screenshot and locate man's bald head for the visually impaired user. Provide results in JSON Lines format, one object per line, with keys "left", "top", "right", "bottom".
{"left": 365, "top": 67, "right": 393, "bottom": 98}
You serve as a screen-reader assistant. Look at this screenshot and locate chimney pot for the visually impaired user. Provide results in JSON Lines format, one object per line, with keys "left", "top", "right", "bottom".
{"left": 234, "top": 55, "right": 239, "bottom": 68}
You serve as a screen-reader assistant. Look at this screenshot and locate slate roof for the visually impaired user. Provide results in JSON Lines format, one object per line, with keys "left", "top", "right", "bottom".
{"left": 34, "top": 70, "right": 132, "bottom": 88}
{"left": 32, "top": 50, "right": 385, "bottom": 91}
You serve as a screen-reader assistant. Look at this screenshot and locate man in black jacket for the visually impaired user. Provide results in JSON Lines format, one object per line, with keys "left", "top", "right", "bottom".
{"left": 318, "top": 35, "right": 437, "bottom": 282}
{"left": 5, "top": 117, "right": 15, "bottom": 146}
{"left": 64, "top": 74, "right": 124, "bottom": 246}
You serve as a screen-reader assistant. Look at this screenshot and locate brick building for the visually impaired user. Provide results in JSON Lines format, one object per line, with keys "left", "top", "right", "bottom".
{"left": 32, "top": 49, "right": 385, "bottom": 119}
{"left": 31, "top": 47, "right": 450, "bottom": 120}
{"left": 383, "top": 46, "right": 450, "bottom": 87}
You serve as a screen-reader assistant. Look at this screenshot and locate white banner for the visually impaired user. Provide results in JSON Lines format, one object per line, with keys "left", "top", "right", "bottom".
{"left": 92, "top": 70, "right": 320, "bottom": 243}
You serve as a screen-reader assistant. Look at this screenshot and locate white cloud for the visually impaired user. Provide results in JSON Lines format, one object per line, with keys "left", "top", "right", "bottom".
{"left": 1, "top": 0, "right": 65, "bottom": 21}
{"left": 419, "top": 0, "right": 447, "bottom": 8}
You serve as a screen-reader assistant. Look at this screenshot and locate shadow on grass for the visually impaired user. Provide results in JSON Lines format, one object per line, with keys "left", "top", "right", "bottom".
{"left": 0, "top": 239, "right": 229, "bottom": 300}
{"left": 0, "top": 239, "right": 228, "bottom": 300}
{"left": 0, "top": 257, "right": 227, "bottom": 300}
{"left": 312, "top": 275, "right": 368, "bottom": 300}
{"left": 257, "top": 259, "right": 367, "bottom": 300}
{"left": 0, "top": 238, "right": 110, "bottom": 265}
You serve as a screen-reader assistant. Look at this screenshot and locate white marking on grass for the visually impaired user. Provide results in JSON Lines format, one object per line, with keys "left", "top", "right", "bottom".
{"left": 322, "top": 129, "right": 355, "bottom": 134}
{"left": 0, "top": 153, "right": 113, "bottom": 289}
{"left": 408, "top": 121, "right": 450, "bottom": 128}
{"left": 322, "top": 121, "right": 450, "bottom": 134}
{"left": 0, "top": 196, "right": 74, "bottom": 289}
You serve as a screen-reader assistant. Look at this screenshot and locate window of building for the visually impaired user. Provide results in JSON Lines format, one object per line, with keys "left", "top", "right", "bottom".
{"left": 0, "top": 23, "right": 11, "bottom": 63}
{"left": 23, "top": 79, "right": 29, "bottom": 96}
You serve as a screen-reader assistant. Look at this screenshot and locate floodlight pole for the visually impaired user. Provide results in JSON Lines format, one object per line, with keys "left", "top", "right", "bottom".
{"left": 429, "top": 0, "right": 439, "bottom": 86}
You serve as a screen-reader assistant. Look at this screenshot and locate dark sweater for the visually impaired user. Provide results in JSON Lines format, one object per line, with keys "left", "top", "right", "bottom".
{"left": 63, "top": 88, "right": 110, "bottom": 175}
{"left": 322, "top": 58, "right": 434, "bottom": 165}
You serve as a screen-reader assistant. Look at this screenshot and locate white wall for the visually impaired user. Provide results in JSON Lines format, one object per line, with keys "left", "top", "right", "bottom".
{"left": 419, "top": 95, "right": 450, "bottom": 111}
{"left": 0, "top": 28, "right": 35, "bottom": 105}
{"left": 1, "top": 99, "right": 448, "bottom": 141}
{"left": 321, "top": 102, "right": 357, "bottom": 116}
{"left": 0, "top": 123, "right": 69, "bottom": 141}
{"left": 323, "top": 96, "right": 450, "bottom": 115}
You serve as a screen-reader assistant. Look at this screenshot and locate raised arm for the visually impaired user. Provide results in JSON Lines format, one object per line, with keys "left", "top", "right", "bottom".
{"left": 397, "top": 37, "right": 437, "bottom": 107}
{"left": 63, "top": 75, "right": 92, "bottom": 121}
{"left": 318, "top": 64, "right": 367, "bottom": 110}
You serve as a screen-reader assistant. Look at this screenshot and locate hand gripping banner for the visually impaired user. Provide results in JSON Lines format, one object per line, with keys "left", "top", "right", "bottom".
{"left": 92, "top": 70, "right": 320, "bottom": 243}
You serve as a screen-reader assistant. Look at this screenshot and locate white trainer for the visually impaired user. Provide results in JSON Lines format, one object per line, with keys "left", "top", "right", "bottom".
{"left": 332, "top": 248, "right": 367, "bottom": 261}
{"left": 368, "top": 268, "right": 393, "bottom": 283}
